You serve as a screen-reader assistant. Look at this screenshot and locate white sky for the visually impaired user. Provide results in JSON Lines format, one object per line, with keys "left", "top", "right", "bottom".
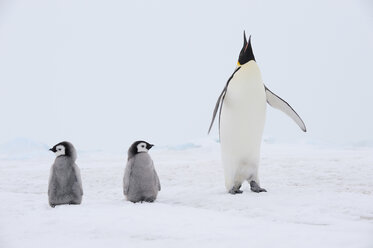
{"left": 0, "top": 0, "right": 372, "bottom": 150}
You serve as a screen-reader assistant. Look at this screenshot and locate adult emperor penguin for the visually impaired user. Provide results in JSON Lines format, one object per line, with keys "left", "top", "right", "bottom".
{"left": 208, "top": 32, "right": 306, "bottom": 194}
{"left": 123, "top": 141, "right": 161, "bottom": 203}
{"left": 48, "top": 141, "right": 83, "bottom": 207}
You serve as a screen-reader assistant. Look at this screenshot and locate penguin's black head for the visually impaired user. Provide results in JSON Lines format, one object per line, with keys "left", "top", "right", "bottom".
{"left": 128, "top": 140, "right": 154, "bottom": 159}
{"left": 49, "top": 141, "right": 75, "bottom": 158}
{"left": 237, "top": 31, "right": 256, "bottom": 66}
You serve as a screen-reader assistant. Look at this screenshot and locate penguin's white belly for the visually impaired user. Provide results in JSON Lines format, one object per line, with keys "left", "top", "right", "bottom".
{"left": 220, "top": 63, "right": 266, "bottom": 190}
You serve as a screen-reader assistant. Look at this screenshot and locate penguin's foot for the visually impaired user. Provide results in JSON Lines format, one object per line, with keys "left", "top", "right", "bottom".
{"left": 139, "top": 199, "right": 155, "bottom": 203}
{"left": 250, "top": 181, "right": 267, "bottom": 193}
{"left": 229, "top": 185, "right": 243, "bottom": 194}
{"left": 50, "top": 204, "right": 56, "bottom": 208}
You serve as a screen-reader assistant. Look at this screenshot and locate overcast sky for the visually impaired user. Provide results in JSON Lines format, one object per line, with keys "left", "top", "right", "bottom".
{"left": 0, "top": 0, "right": 372, "bottom": 150}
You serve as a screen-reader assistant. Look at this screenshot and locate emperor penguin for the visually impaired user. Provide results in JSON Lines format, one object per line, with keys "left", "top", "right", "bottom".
{"left": 123, "top": 141, "right": 161, "bottom": 203}
{"left": 48, "top": 141, "right": 83, "bottom": 207}
{"left": 208, "top": 32, "right": 306, "bottom": 194}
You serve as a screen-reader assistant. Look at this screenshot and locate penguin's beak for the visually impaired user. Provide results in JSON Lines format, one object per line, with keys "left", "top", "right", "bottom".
{"left": 49, "top": 147, "right": 55, "bottom": 152}
{"left": 237, "top": 31, "right": 256, "bottom": 66}
{"left": 148, "top": 144, "right": 154, "bottom": 150}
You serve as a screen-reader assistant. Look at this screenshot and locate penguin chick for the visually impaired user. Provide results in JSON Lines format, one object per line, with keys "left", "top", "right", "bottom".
{"left": 48, "top": 141, "right": 83, "bottom": 207}
{"left": 123, "top": 141, "right": 161, "bottom": 203}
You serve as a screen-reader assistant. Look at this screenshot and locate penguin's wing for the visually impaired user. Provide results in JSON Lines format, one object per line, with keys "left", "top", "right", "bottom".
{"left": 265, "top": 85, "right": 307, "bottom": 132}
{"left": 48, "top": 165, "right": 55, "bottom": 195}
{"left": 73, "top": 164, "right": 83, "bottom": 195}
{"left": 207, "top": 86, "right": 226, "bottom": 134}
{"left": 152, "top": 161, "right": 161, "bottom": 191}
{"left": 123, "top": 158, "right": 134, "bottom": 195}
{"left": 208, "top": 67, "right": 241, "bottom": 134}
{"left": 156, "top": 172, "right": 161, "bottom": 191}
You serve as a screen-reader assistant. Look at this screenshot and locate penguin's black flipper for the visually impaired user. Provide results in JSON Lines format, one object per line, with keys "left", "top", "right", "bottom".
{"left": 264, "top": 85, "right": 307, "bottom": 132}
{"left": 208, "top": 67, "right": 241, "bottom": 134}
{"left": 208, "top": 86, "right": 226, "bottom": 134}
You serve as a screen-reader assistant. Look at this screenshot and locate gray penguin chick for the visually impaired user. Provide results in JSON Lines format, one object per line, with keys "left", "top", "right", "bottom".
{"left": 48, "top": 141, "right": 83, "bottom": 208}
{"left": 123, "top": 141, "right": 161, "bottom": 203}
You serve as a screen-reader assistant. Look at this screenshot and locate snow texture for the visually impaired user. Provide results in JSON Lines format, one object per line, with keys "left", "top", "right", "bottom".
{"left": 0, "top": 141, "right": 372, "bottom": 248}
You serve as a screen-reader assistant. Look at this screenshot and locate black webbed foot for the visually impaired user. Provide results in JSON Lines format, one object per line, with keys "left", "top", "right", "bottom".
{"left": 229, "top": 185, "right": 243, "bottom": 194}
{"left": 250, "top": 181, "right": 267, "bottom": 193}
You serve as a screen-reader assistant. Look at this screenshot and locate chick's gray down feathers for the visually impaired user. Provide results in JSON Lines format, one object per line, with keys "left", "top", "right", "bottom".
{"left": 123, "top": 152, "right": 160, "bottom": 203}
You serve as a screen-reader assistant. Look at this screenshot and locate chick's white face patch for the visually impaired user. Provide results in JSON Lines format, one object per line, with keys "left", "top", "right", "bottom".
{"left": 55, "top": 145, "right": 66, "bottom": 157}
{"left": 137, "top": 142, "right": 148, "bottom": 153}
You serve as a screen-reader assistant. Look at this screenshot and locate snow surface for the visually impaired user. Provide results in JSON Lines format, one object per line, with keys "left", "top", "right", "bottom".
{"left": 0, "top": 141, "right": 372, "bottom": 248}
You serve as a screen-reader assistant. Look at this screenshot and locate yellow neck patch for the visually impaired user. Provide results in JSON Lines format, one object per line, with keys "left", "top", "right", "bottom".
{"left": 237, "top": 61, "right": 241, "bottom": 66}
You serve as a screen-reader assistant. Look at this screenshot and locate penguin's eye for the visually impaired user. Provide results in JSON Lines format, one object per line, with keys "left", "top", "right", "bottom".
{"left": 141, "top": 145, "right": 145, "bottom": 148}
{"left": 58, "top": 148, "right": 61, "bottom": 151}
